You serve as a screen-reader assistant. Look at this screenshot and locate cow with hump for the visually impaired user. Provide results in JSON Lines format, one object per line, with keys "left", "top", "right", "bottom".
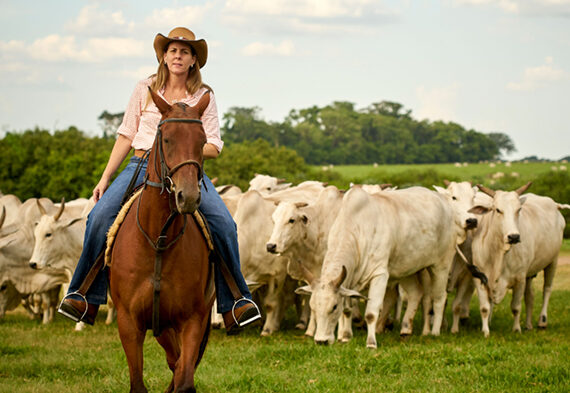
{"left": 468, "top": 182, "right": 569, "bottom": 336}
{"left": 297, "top": 185, "right": 460, "bottom": 348}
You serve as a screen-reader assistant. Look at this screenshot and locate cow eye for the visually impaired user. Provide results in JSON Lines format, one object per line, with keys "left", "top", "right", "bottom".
{"left": 288, "top": 219, "right": 295, "bottom": 224}
{"left": 45, "top": 233, "right": 52, "bottom": 238}
{"left": 452, "top": 196, "right": 457, "bottom": 201}
{"left": 496, "top": 208, "right": 502, "bottom": 214}
{"left": 330, "top": 304, "right": 338, "bottom": 313}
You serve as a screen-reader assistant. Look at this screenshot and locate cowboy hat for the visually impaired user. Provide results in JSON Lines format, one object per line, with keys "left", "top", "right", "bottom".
{"left": 153, "top": 27, "right": 208, "bottom": 68}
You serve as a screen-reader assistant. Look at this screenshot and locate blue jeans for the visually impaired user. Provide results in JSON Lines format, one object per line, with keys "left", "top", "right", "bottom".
{"left": 66, "top": 156, "right": 251, "bottom": 313}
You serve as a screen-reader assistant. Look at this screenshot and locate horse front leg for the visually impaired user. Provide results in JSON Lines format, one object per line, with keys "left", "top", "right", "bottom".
{"left": 156, "top": 328, "right": 181, "bottom": 393}
{"left": 116, "top": 310, "right": 147, "bottom": 393}
{"left": 175, "top": 315, "right": 209, "bottom": 393}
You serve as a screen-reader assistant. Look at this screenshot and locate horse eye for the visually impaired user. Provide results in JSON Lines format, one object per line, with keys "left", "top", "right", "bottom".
{"left": 164, "top": 138, "right": 170, "bottom": 144}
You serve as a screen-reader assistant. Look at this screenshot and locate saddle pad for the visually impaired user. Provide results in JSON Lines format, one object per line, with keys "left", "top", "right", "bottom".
{"left": 105, "top": 189, "right": 214, "bottom": 266}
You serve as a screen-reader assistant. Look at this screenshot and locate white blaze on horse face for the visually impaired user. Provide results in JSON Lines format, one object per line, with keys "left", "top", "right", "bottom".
{"left": 311, "top": 282, "right": 343, "bottom": 345}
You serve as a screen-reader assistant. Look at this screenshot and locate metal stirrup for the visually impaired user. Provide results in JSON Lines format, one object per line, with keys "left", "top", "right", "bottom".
{"left": 59, "top": 291, "right": 89, "bottom": 322}
{"left": 231, "top": 297, "right": 260, "bottom": 327}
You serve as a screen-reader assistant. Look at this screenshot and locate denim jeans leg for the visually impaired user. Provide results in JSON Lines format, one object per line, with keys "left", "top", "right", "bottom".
{"left": 198, "top": 173, "right": 252, "bottom": 313}
{"left": 66, "top": 157, "right": 147, "bottom": 305}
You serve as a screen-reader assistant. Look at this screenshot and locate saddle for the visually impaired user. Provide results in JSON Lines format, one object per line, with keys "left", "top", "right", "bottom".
{"left": 105, "top": 189, "right": 214, "bottom": 267}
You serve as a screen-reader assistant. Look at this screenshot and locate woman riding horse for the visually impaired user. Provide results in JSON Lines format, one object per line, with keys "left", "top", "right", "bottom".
{"left": 58, "top": 26, "right": 260, "bottom": 334}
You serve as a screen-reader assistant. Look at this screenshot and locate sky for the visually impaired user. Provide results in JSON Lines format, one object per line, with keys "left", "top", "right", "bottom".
{"left": 1, "top": 0, "right": 569, "bottom": 161}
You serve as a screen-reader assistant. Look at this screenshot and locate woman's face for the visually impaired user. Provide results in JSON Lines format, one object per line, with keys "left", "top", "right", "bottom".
{"left": 164, "top": 42, "right": 196, "bottom": 76}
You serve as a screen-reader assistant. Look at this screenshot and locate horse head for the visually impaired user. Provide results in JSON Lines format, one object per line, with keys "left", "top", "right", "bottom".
{"left": 148, "top": 88, "right": 209, "bottom": 214}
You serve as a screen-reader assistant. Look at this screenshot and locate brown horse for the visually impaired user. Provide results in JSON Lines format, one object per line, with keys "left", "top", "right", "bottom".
{"left": 109, "top": 89, "right": 214, "bottom": 393}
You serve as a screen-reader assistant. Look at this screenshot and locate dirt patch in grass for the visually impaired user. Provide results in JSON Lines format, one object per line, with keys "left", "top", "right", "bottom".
{"left": 558, "top": 255, "right": 570, "bottom": 266}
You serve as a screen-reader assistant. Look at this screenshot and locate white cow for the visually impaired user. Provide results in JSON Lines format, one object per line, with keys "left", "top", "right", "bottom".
{"left": 248, "top": 174, "right": 292, "bottom": 194}
{"left": 468, "top": 183, "right": 568, "bottom": 336}
{"left": 265, "top": 186, "right": 344, "bottom": 334}
{"left": 235, "top": 182, "right": 325, "bottom": 335}
{"left": 297, "top": 186, "right": 459, "bottom": 348}
{"left": 0, "top": 194, "right": 22, "bottom": 236}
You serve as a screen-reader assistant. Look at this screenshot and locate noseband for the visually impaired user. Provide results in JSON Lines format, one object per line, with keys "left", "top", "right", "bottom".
{"left": 146, "top": 117, "right": 205, "bottom": 194}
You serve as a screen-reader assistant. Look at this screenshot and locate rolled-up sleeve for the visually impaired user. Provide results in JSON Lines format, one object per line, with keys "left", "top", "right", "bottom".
{"left": 202, "top": 91, "right": 224, "bottom": 153}
{"left": 117, "top": 80, "right": 148, "bottom": 141}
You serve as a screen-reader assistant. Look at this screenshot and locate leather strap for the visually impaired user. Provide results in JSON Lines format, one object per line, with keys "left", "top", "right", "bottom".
{"left": 214, "top": 247, "right": 244, "bottom": 301}
{"left": 76, "top": 250, "right": 106, "bottom": 296}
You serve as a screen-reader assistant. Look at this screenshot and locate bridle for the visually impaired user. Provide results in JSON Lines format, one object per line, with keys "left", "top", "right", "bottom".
{"left": 146, "top": 117, "right": 205, "bottom": 195}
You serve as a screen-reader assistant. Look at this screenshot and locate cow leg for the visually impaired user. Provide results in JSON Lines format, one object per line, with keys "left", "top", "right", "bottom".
{"left": 510, "top": 280, "right": 525, "bottom": 333}
{"left": 376, "top": 285, "right": 398, "bottom": 334}
{"left": 305, "top": 309, "right": 316, "bottom": 337}
{"left": 418, "top": 270, "right": 432, "bottom": 335}
{"left": 261, "top": 277, "right": 286, "bottom": 336}
{"left": 538, "top": 261, "right": 557, "bottom": 329}
{"left": 364, "top": 273, "right": 389, "bottom": 349}
{"left": 155, "top": 327, "right": 181, "bottom": 393}
{"left": 451, "top": 275, "right": 474, "bottom": 334}
{"left": 399, "top": 275, "right": 423, "bottom": 336}
{"left": 428, "top": 265, "right": 450, "bottom": 336}
{"left": 106, "top": 295, "right": 117, "bottom": 325}
{"left": 524, "top": 277, "right": 534, "bottom": 330}
{"left": 296, "top": 295, "right": 310, "bottom": 330}
{"left": 475, "top": 280, "right": 491, "bottom": 337}
{"left": 338, "top": 298, "right": 355, "bottom": 342}
{"left": 116, "top": 311, "right": 147, "bottom": 393}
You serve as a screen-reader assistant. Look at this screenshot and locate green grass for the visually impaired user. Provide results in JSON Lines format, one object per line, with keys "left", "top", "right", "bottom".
{"left": 1, "top": 265, "right": 569, "bottom": 393}
{"left": 561, "top": 239, "right": 570, "bottom": 255}
{"left": 327, "top": 162, "right": 557, "bottom": 182}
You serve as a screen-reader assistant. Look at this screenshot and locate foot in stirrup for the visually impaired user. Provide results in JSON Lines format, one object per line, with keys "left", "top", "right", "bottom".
{"left": 223, "top": 299, "right": 261, "bottom": 336}
{"left": 58, "top": 298, "right": 99, "bottom": 325}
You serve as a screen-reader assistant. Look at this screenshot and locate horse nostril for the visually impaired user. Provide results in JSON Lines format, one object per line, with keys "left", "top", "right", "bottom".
{"left": 266, "top": 243, "right": 277, "bottom": 253}
{"left": 507, "top": 234, "right": 520, "bottom": 244}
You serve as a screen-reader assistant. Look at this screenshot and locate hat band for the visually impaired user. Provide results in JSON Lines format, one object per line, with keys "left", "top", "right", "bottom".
{"left": 172, "top": 36, "right": 190, "bottom": 40}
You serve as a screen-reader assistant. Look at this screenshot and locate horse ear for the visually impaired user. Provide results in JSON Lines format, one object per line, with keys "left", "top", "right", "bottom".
{"left": 148, "top": 87, "right": 171, "bottom": 115}
{"left": 196, "top": 91, "right": 211, "bottom": 117}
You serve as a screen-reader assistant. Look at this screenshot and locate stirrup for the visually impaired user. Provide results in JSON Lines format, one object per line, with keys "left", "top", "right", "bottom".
{"left": 58, "top": 291, "right": 89, "bottom": 323}
{"left": 231, "top": 297, "right": 260, "bottom": 327}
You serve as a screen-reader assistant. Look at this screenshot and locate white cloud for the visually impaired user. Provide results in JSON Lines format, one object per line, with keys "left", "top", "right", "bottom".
{"left": 0, "top": 35, "right": 146, "bottom": 63}
{"left": 507, "top": 56, "right": 567, "bottom": 91}
{"left": 241, "top": 40, "right": 295, "bottom": 56}
{"left": 415, "top": 83, "right": 461, "bottom": 122}
{"left": 65, "top": 4, "right": 135, "bottom": 36}
{"left": 450, "top": 0, "right": 570, "bottom": 16}
{"left": 144, "top": 4, "right": 213, "bottom": 31}
{"left": 222, "top": 0, "right": 398, "bottom": 34}
{"left": 120, "top": 65, "right": 157, "bottom": 80}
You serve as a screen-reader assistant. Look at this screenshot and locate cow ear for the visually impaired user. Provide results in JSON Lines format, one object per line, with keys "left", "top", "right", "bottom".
{"left": 295, "top": 285, "right": 313, "bottom": 296}
{"left": 64, "top": 217, "right": 84, "bottom": 228}
{"left": 469, "top": 205, "right": 490, "bottom": 215}
{"left": 339, "top": 287, "right": 367, "bottom": 300}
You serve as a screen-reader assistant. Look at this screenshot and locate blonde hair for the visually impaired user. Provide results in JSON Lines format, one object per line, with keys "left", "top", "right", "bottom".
{"left": 144, "top": 43, "right": 212, "bottom": 109}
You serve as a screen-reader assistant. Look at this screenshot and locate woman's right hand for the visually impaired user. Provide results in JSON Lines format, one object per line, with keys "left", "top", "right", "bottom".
{"left": 93, "top": 177, "right": 110, "bottom": 203}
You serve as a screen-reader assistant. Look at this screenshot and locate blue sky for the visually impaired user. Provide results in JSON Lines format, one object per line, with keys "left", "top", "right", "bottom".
{"left": 1, "top": 0, "right": 569, "bottom": 160}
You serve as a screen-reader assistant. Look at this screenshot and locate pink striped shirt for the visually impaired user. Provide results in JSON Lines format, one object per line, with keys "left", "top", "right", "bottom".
{"left": 117, "top": 77, "right": 223, "bottom": 152}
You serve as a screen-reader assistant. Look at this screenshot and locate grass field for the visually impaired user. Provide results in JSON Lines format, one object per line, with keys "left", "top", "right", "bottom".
{"left": 1, "top": 264, "right": 569, "bottom": 393}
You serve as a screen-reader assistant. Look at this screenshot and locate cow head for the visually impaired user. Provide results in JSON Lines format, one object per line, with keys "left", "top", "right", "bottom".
{"left": 248, "top": 174, "right": 292, "bottom": 194}
{"left": 296, "top": 265, "right": 365, "bottom": 345}
{"left": 29, "top": 200, "right": 83, "bottom": 270}
{"left": 434, "top": 180, "right": 478, "bottom": 244}
{"left": 266, "top": 202, "right": 309, "bottom": 255}
{"left": 468, "top": 182, "right": 531, "bottom": 302}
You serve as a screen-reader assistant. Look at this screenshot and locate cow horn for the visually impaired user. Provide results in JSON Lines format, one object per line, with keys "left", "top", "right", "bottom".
{"left": 218, "top": 184, "right": 234, "bottom": 195}
{"left": 298, "top": 261, "right": 315, "bottom": 285}
{"left": 515, "top": 181, "right": 532, "bottom": 196}
{"left": 476, "top": 184, "right": 496, "bottom": 198}
{"left": 210, "top": 177, "right": 218, "bottom": 186}
{"left": 443, "top": 179, "right": 451, "bottom": 187}
{"left": 379, "top": 183, "right": 392, "bottom": 190}
{"left": 295, "top": 202, "right": 309, "bottom": 209}
{"left": 0, "top": 206, "right": 5, "bottom": 229}
{"left": 36, "top": 199, "right": 47, "bottom": 216}
{"left": 331, "top": 265, "right": 347, "bottom": 289}
{"left": 276, "top": 178, "right": 288, "bottom": 184}
{"left": 53, "top": 198, "right": 65, "bottom": 221}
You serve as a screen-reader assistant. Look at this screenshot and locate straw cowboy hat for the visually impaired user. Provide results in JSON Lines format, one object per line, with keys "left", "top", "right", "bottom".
{"left": 153, "top": 27, "right": 208, "bottom": 68}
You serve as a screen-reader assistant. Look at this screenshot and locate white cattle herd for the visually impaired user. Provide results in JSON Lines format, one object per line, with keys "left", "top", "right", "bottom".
{"left": 0, "top": 173, "right": 568, "bottom": 348}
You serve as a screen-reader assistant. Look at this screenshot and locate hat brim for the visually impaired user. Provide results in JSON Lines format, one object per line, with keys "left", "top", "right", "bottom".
{"left": 153, "top": 34, "right": 208, "bottom": 69}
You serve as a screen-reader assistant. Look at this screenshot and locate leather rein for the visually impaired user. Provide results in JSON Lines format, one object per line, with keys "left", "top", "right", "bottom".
{"left": 136, "top": 116, "right": 207, "bottom": 336}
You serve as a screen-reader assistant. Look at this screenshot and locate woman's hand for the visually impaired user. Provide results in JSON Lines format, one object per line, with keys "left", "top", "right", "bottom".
{"left": 93, "top": 177, "right": 110, "bottom": 203}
